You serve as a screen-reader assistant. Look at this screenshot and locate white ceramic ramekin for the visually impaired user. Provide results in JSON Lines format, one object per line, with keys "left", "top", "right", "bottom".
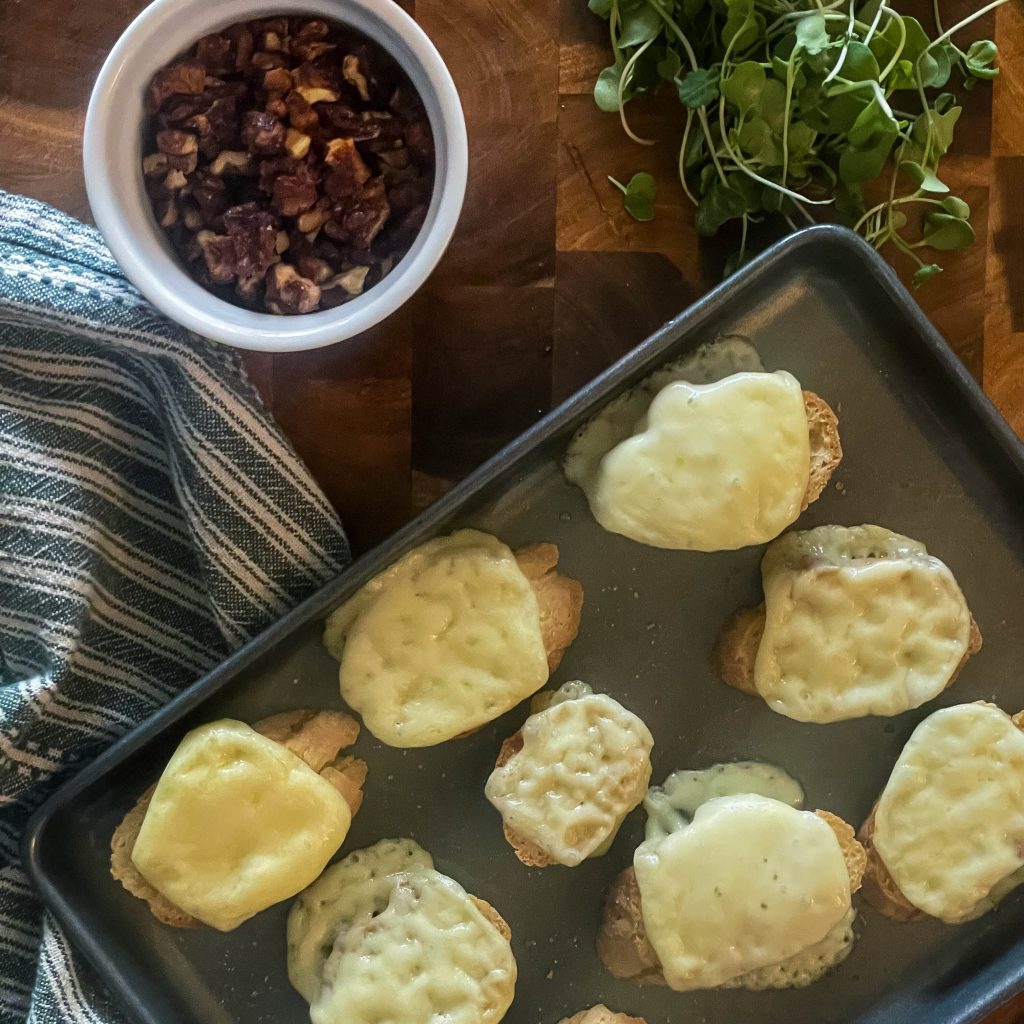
{"left": 84, "top": 0, "right": 467, "bottom": 351}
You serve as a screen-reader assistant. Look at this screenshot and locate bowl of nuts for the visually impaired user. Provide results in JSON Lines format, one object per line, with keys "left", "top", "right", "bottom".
{"left": 84, "top": 0, "right": 467, "bottom": 350}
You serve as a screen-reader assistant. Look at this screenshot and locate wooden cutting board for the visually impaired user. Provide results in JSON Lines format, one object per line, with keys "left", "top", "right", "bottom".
{"left": 2, "top": 0, "right": 1021, "bottom": 552}
{"left": 0, "top": 1, "right": 1023, "bottom": 1021}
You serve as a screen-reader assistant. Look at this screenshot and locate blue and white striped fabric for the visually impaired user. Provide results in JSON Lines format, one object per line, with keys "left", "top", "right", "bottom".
{"left": 0, "top": 190, "right": 351, "bottom": 1024}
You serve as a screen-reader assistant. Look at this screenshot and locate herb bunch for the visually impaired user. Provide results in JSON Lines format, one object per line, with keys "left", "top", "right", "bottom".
{"left": 590, "top": 0, "right": 1005, "bottom": 283}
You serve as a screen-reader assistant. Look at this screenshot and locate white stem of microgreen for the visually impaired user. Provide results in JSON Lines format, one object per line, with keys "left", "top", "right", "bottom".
{"left": 651, "top": 1, "right": 701, "bottom": 73}
{"left": 876, "top": 6, "right": 908, "bottom": 81}
{"left": 716, "top": 98, "right": 834, "bottom": 205}
{"left": 608, "top": 176, "right": 628, "bottom": 195}
{"left": 926, "top": 0, "right": 1008, "bottom": 51}
{"left": 931, "top": 0, "right": 944, "bottom": 34}
{"left": 862, "top": 0, "right": 887, "bottom": 45}
{"left": 782, "top": 57, "right": 796, "bottom": 181}
{"left": 852, "top": 194, "right": 945, "bottom": 233}
{"left": 823, "top": 0, "right": 858, "bottom": 85}
{"left": 617, "top": 36, "right": 659, "bottom": 145}
{"left": 677, "top": 109, "right": 700, "bottom": 207}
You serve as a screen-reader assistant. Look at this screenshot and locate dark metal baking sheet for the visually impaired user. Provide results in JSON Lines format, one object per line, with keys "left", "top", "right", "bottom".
{"left": 24, "top": 225, "right": 1024, "bottom": 1024}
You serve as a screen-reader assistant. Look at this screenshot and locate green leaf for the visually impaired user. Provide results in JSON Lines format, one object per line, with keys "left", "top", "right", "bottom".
{"left": 609, "top": 171, "right": 658, "bottom": 221}
{"left": 737, "top": 117, "right": 784, "bottom": 165}
{"left": 839, "top": 96, "right": 899, "bottom": 185}
{"left": 899, "top": 160, "right": 926, "bottom": 187}
{"left": 965, "top": 39, "right": 999, "bottom": 79}
{"left": 924, "top": 39, "right": 957, "bottom": 89}
{"left": 618, "top": 2, "right": 662, "bottom": 47}
{"left": 721, "top": 61, "right": 766, "bottom": 117}
{"left": 695, "top": 180, "right": 749, "bottom": 235}
{"left": 594, "top": 64, "right": 624, "bottom": 111}
{"left": 913, "top": 263, "right": 943, "bottom": 287}
{"left": 677, "top": 68, "right": 721, "bottom": 108}
{"left": 941, "top": 196, "right": 970, "bottom": 218}
{"left": 758, "top": 78, "right": 788, "bottom": 133}
{"left": 868, "top": 15, "right": 933, "bottom": 79}
{"left": 922, "top": 211, "right": 975, "bottom": 250}
{"left": 722, "top": 0, "right": 764, "bottom": 51}
{"left": 795, "top": 13, "right": 830, "bottom": 56}
{"left": 787, "top": 121, "right": 817, "bottom": 158}
{"left": 657, "top": 48, "right": 683, "bottom": 81}
{"left": 588, "top": 0, "right": 614, "bottom": 16}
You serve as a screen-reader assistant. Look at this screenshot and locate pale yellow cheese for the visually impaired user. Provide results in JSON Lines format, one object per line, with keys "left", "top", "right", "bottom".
{"left": 643, "top": 761, "right": 804, "bottom": 842}
{"left": 755, "top": 525, "right": 972, "bottom": 722}
{"left": 484, "top": 681, "right": 653, "bottom": 865}
{"left": 564, "top": 336, "right": 765, "bottom": 493}
{"left": 874, "top": 703, "right": 1024, "bottom": 923}
{"left": 721, "top": 907, "right": 856, "bottom": 991}
{"left": 131, "top": 720, "right": 351, "bottom": 932}
{"left": 634, "top": 793, "right": 851, "bottom": 991}
{"left": 298, "top": 861, "right": 516, "bottom": 1024}
{"left": 573, "top": 371, "right": 810, "bottom": 551}
{"left": 288, "top": 838, "right": 434, "bottom": 1002}
{"left": 323, "top": 530, "right": 549, "bottom": 747}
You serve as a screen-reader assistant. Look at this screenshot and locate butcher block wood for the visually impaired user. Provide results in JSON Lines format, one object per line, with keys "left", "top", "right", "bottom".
{"left": 0, "top": 0, "right": 1023, "bottom": 1020}
{"left": 1, "top": 0, "right": 1022, "bottom": 551}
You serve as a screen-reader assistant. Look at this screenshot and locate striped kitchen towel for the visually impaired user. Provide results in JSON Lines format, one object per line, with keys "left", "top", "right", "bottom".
{"left": 0, "top": 190, "right": 351, "bottom": 1024}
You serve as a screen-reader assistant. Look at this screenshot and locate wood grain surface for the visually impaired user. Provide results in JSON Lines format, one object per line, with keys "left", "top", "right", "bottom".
{"left": 1, "top": 1, "right": 1023, "bottom": 1014}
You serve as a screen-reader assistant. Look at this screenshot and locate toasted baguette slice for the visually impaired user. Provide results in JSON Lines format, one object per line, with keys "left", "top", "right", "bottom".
{"left": 559, "top": 1006, "right": 647, "bottom": 1024}
{"left": 597, "top": 810, "right": 866, "bottom": 985}
{"left": 713, "top": 604, "right": 983, "bottom": 699}
{"left": 858, "top": 708, "right": 1024, "bottom": 922}
{"left": 470, "top": 895, "right": 513, "bottom": 943}
{"left": 493, "top": 731, "right": 558, "bottom": 868}
{"left": 110, "top": 709, "right": 366, "bottom": 929}
{"left": 801, "top": 391, "right": 843, "bottom": 510}
{"left": 515, "top": 543, "right": 584, "bottom": 672}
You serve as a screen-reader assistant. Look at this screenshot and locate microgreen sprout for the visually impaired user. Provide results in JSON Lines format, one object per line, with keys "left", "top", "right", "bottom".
{"left": 590, "top": 0, "right": 1005, "bottom": 282}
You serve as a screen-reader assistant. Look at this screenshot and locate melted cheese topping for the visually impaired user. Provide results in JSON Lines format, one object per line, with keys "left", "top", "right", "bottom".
{"left": 755, "top": 525, "right": 972, "bottom": 722}
{"left": 874, "top": 703, "right": 1024, "bottom": 922}
{"left": 323, "top": 530, "right": 549, "bottom": 747}
{"left": 634, "top": 794, "right": 850, "bottom": 990}
{"left": 484, "top": 681, "right": 653, "bottom": 865}
{"left": 287, "top": 838, "right": 434, "bottom": 1002}
{"left": 131, "top": 720, "right": 351, "bottom": 932}
{"left": 644, "top": 761, "right": 804, "bottom": 842}
{"left": 564, "top": 336, "right": 764, "bottom": 493}
{"left": 721, "top": 907, "right": 856, "bottom": 991}
{"left": 573, "top": 371, "right": 810, "bottom": 551}
{"left": 303, "top": 864, "right": 516, "bottom": 1024}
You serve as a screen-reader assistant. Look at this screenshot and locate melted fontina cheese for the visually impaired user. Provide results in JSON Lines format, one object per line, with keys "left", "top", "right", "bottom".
{"left": 874, "top": 703, "right": 1024, "bottom": 922}
{"left": 755, "top": 524, "right": 972, "bottom": 722}
{"left": 323, "top": 530, "right": 548, "bottom": 747}
{"left": 288, "top": 839, "right": 516, "bottom": 1024}
{"left": 131, "top": 720, "right": 351, "bottom": 932}
{"left": 634, "top": 793, "right": 851, "bottom": 990}
{"left": 570, "top": 371, "right": 810, "bottom": 551}
{"left": 485, "top": 681, "right": 653, "bottom": 865}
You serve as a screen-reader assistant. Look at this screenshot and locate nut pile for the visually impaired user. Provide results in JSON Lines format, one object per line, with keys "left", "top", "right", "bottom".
{"left": 142, "top": 17, "right": 435, "bottom": 314}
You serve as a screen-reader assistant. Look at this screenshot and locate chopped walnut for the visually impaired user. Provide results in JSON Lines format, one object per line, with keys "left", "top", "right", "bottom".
{"left": 342, "top": 55, "right": 371, "bottom": 101}
{"left": 196, "top": 230, "right": 238, "bottom": 283}
{"left": 156, "top": 129, "right": 199, "bottom": 173}
{"left": 209, "top": 150, "right": 253, "bottom": 176}
{"left": 242, "top": 110, "right": 286, "bottom": 154}
{"left": 146, "top": 60, "right": 205, "bottom": 113}
{"left": 265, "top": 263, "right": 321, "bottom": 314}
{"left": 272, "top": 163, "right": 318, "bottom": 216}
{"left": 142, "top": 15, "right": 435, "bottom": 314}
{"left": 284, "top": 128, "right": 311, "bottom": 159}
{"left": 285, "top": 90, "right": 319, "bottom": 133}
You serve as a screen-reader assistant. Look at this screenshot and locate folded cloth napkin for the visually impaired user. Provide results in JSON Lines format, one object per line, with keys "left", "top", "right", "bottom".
{"left": 0, "top": 191, "right": 351, "bottom": 1024}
